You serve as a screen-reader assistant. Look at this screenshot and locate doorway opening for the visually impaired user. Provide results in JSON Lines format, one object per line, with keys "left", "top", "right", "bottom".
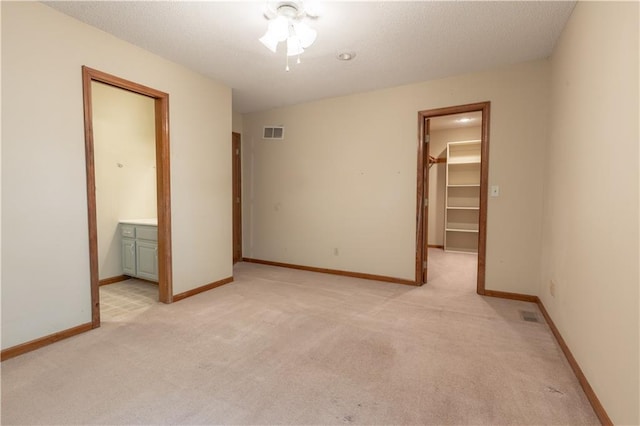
{"left": 82, "top": 66, "right": 173, "bottom": 328}
{"left": 232, "top": 132, "right": 242, "bottom": 264}
{"left": 415, "top": 102, "right": 490, "bottom": 294}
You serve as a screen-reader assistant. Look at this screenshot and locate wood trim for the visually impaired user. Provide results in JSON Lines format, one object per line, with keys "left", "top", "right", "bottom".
{"left": 81, "top": 67, "right": 100, "bottom": 328}
{"left": 98, "top": 275, "right": 129, "bottom": 286}
{"left": 172, "top": 277, "right": 234, "bottom": 302}
{"left": 427, "top": 244, "right": 444, "bottom": 249}
{"left": 476, "top": 103, "right": 490, "bottom": 295}
{"left": 422, "top": 117, "right": 430, "bottom": 284}
{"left": 483, "top": 289, "right": 538, "bottom": 303}
{"left": 415, "top": 101, "right": 490, "bottom": 293}
{"left": 536, "top": 299, "right": 612, "bottom": 426}
{"left": 82, "top": 66, "right": 173, "bottom": 330}
{"left": 155, "top": 92, "right": 173, "bottom": 305}
{"left": 232, "top": 132, "right": 242, "bottom": 264}
{"left": 1, "top": 323, "right": 93, "bottom": 362}
{"left": 415, "top": 114, "right": 426, "bottom": 284}
{"left": 84, "top": 67, "right": 170, "bottom": 98}
{"left": 243, "top": 258, "right": 417, "bottom": 286}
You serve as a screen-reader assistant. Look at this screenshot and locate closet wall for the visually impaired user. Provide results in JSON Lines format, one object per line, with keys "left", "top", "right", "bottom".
{"left": 428, "top": 126, "right": 481, "bottom": 246}
{"left": 92, "top": 81, "right": 157, "bottom": 280}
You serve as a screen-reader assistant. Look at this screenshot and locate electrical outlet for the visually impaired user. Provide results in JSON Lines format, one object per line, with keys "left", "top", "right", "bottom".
{"left": 333, "top": 248, "right": 339, "bottom": 256}
{"left": 550, "top": 280, "right": 556, "bottom": 297}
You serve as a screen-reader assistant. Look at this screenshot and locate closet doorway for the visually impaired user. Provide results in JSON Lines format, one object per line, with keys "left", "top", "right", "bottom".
{"left": 82, "top": 66, "right": 173, "bottom": 328}
{"left": 415, "top": 102, "right": 490, "bottom": 294}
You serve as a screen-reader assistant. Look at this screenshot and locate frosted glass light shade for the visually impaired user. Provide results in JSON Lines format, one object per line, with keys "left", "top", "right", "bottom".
{"left": 259, "top": 32, "right": 279, "bottom": 52}
{"left": 259, "top": 16, "right": 290, "bottom": 52}
{"left": 286, "top": 36, "right": 304, "bottom": 56}
{"left": 269, "top": 16, "right": 289, "bottom": 42}
{"left": 294, "top": 22, "right": 317, "bottom": 48}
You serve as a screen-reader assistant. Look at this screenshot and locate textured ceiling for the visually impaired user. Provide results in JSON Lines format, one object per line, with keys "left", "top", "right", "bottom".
{"left": 45, "top": 1, "right": 576, "bottom": 113}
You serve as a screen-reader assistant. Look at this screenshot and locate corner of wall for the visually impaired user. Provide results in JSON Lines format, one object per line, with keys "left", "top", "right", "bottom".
{"left": 232, "top": 111, "right": 244, "bottom": 134}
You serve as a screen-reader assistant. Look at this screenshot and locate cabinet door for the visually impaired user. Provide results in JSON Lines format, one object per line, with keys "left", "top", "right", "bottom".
{"left": 122, "top": 238, "right": 136, "bottom": 276}
{"left": 136, "top": 241, "right": 158, "bottom": 282}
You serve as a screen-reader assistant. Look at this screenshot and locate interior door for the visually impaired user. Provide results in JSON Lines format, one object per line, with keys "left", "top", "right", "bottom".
{"left": 232, "top": 132, "right": 242, "bottom": 263}
{"left": 422, "top": 118, "right": 431, "bottom": 283}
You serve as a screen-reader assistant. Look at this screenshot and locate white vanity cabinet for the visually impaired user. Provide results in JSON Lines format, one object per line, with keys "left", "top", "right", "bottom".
{"left": 121, "top": 236, "right": 136, "bottom": 276}
{"left": 120, "top": 220, "right": 158, "bottom": 282}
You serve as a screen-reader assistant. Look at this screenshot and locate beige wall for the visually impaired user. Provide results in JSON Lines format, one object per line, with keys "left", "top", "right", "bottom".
{"left": 541, "top": 2, "right": 639, "bottom": 424}
{"left": 92, "top": 82, "right": 157, "bottom": 280}
{"left": 1, "top": 2, "right": 232, "bottom": 350}
{"left": 243, "top": 60, "right": 549, "bottom": 286}
{"left": 428, "top": 126, "right": 481, "bottom": 246}
{"left": 232, "top": 111, "right": 244, "bottom": 135}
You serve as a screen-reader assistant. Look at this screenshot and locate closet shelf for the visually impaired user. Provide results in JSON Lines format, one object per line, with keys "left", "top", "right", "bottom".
{"left": 446, "top": 228, "right": 479, "bottom": 233}
{"left": 444, "top": 246, "right": 479, "bottom": 254}
{"left": 445, "top": 140, "right": 481, "bottom": 254}
{"left": 446, "top": 206, "right": 479, "bottom": 210}
{"left": 447, "top": 158, "right": 481, "bottom": 165}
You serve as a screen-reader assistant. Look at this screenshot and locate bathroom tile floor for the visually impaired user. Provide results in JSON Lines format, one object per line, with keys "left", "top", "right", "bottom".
{"left": 99, "top": 279, "right": 158, "bottom": 322}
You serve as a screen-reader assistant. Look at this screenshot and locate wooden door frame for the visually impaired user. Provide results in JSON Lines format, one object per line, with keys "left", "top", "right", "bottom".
{"left": 415, "top": 101, "right": 490, "bottom": 294}
{"left": 82, "top": 66, "right": 173, "bottom": 329}
{"left": 232, "top": 132, "right": 242, "bottom": 263}
{"left": 419, "top": 117, "right": 431, "bottom": 284}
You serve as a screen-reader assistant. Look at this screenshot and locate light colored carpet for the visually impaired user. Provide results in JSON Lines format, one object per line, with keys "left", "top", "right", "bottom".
{"left": 1, "top": 249, "right": 598, "bottom": 424}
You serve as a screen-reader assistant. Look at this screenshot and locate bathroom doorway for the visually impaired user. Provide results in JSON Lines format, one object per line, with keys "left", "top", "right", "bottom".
{"left": 82, "top": 66, "right": 173, "bottom": 328}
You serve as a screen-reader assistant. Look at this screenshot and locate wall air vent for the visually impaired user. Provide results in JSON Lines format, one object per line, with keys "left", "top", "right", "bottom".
{"left": 263, "top": 126, "right": 284, "bottom": 140}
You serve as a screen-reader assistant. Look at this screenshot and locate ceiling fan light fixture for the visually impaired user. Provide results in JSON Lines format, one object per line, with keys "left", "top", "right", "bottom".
{"left": 259, "top": 1, "right": 317, "bottom": 70}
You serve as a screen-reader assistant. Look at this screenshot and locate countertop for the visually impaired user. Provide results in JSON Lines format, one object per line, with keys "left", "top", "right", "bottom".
{"left": 119, "top": 218, "right": 158, "bottom": 226}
